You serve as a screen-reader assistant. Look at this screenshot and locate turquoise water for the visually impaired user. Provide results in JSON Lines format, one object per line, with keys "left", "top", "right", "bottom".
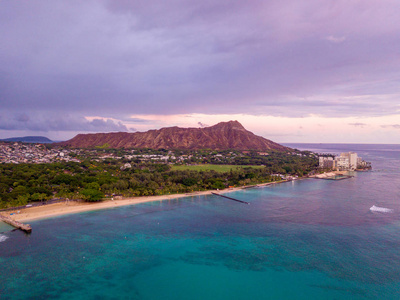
{"left": 1, "top": 144, "right": 400, "bottom": 299}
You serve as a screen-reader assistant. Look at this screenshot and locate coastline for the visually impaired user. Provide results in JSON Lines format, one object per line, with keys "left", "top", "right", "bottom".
{"left": 1, "top": 180, "right": 290, "bottom": 223}
{"left": 309, "top": 170, "right": 350, "bottom": 179}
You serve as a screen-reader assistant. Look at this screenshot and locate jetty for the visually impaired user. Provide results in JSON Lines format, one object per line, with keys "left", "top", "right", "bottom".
{"left": 0, "top": 214, "right": 32, "bottom": 233}
{"left": 212, "top": 192, "right": 250, "bottom": 205}
{"left": 323, "top": 174, "right": 354, "bottom": 180}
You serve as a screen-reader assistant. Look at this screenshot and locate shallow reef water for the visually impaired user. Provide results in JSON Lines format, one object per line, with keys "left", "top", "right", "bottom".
{"left": 1, "top": 144, "right": 400, "bottom": 299}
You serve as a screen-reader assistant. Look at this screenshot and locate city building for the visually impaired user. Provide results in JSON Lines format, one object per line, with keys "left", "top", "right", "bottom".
{"left": 319, "top": 152, "right": 369, "bottom": 171}
{"left": 319, "top": 156, "right": 337, "bottom": 169}
{"left": 340, "top": 152, "right": 358, "bottom": 170}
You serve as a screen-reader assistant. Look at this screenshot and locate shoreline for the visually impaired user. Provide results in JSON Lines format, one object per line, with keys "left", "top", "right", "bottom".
{"left": 1, "top": 180, "right": 291, "bottom": 223}
{"left": 309, "top": 170, "right": 350, "bottom": 179}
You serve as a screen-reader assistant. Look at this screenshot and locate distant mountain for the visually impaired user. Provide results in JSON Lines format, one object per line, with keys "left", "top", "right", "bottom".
{"left": 0, "top": 136, "right": 53, "bottom": 143}
{"left": 59, "top": 121, "right": 290, "bottom": 151}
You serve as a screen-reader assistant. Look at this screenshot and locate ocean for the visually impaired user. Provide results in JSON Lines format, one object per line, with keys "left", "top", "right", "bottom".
{"left": 1, "top": 144, "right": 400, "bottom": 299}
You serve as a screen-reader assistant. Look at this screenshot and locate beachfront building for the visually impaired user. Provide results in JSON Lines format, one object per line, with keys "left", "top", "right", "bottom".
{"left": 319, "top": 152, "right": 368, "bottom": 171}
{"left": 319, "top": 156, "right": 337, "bottom": 169}
{"left": 340, "top": 152, "right": 358, "bottom": 170}
{"left": 357, "top": 158, "right": 372, "bottom": 169}
{"left": 335, "top": 156, "right": 350, "bottom": 171}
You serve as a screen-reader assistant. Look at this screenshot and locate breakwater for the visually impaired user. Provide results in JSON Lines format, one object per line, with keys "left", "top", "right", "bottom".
{"left": 211, "top": 192, "right": 250, "bottom": 205}
{"left": 0, "top": 214, "right": 32, "bottom": 233}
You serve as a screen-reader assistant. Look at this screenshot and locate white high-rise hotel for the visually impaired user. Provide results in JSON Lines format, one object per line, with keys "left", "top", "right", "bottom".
{"left": 319, "top": 152, "right": 368, "bottom": 171}
{"left": 340, "top": 152, "right": 358, "bottom": 170}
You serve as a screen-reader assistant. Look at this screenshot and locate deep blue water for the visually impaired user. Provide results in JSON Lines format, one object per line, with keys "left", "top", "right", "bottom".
{"left": 1, "top": 144, "right": 400, "bottom": 299}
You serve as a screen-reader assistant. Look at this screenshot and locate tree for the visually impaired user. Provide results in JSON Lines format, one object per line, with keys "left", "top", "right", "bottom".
{"left": 86, "top": 182, "right": 100, "bottom": 190}
{"left": 211, "top": 180, "right": 225, "bottom": 190}
{"left": 15, "top": 194, "right": 29, "bottom": 206}
{"left": 182, "top": 177, "right": 197, "bottom": 186}
{"left": 80, "top": 189, "right": 104, "bottom": 202}
{"left": 31, "top": 193, "right": 48, "bottom": 202}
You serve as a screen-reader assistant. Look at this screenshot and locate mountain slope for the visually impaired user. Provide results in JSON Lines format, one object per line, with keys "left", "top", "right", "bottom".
{"left": 59, "top": 121, "right": 289, "bottom": 151}
{"left": 0, "top": 136, "right": 53, "bottom": 143}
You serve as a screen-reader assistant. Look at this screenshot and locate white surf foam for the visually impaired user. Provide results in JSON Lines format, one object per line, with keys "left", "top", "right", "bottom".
{"left": 370, "top": 205, "right": 394, "bottom": 213}
{"left": 0, "top": 234, "right": 8, "bottom": 242}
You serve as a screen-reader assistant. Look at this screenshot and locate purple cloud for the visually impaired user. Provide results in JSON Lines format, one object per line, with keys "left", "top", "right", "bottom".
{"left": 0, "top": 112, "right": 129, "bottom": 132}
{"left": 349, "top": 123, "right": 367, "bottom": 128}
{"left": 381, "top": 124, "right": 400, "bottom": 129}
{"left": 0, "top": 0, "right": 399, "bottom": 131}
{"left": 198, "top": 122, "right": 209, "bottom": 128}
{"left": 325, "top": 36, "right": 346, "bottom": 43}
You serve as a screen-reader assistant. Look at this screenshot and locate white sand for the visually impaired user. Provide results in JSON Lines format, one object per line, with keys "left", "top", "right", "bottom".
{"left": 1, "top": 181, "right": 289, "bottom": 223}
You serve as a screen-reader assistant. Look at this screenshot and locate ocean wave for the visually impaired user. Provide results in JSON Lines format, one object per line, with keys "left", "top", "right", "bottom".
{"left": 0, "top": 234, "right": 8, "bottom": 243}
{"left": 370, "top": 205, "right": 394, "bottom": 213}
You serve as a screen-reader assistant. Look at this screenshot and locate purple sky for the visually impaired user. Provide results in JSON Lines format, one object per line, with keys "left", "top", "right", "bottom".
{"left": 1, "top": 0, "right": 399, "bottom": 143}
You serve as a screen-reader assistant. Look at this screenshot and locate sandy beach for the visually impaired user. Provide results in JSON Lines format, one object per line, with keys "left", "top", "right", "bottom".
{"left": 1, "top": 181, "right": 288, "bottom": 223}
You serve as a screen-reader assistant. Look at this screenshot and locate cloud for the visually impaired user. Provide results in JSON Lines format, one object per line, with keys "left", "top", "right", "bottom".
{"left": 126, "top": 117, "right": 153, "bottom": 123}
{"left": 0, "top": 0, "right": 400, "bottom": 123}
{"left": 86, "top": 119, "right": 129, "bottom": 132}
{"left": 381, "top": 124, "right": 400, "bottom": 129}
{"left": 198, "top": 122, "right": 209, "bottom": 128}
{"left": 16, "top": 114, "right": 30, "bottom": 123}
{"left": 325, "top": 35, "right": 346, "bottom": 43}
{"left": 0, "top": 112, "right": 129, "bottom": 132}
{"left": 348, "top": 122, "right": 367, "bottom": 127}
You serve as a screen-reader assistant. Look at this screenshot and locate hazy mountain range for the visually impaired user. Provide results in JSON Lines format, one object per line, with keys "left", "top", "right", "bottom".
{"left": 0, "top": 136, "right": 53, "bottom": 143}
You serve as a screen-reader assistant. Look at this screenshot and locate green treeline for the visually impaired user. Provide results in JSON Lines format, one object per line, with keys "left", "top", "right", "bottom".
{"left": 0, "top": 150, "right": 318, "bottom": 209}
{"left": 0, "top": 162, "right": 277, "bottom": 208}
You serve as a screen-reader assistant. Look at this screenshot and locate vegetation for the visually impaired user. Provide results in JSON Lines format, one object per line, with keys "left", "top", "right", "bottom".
{"left": 171, "top": 164, "right": 264, "bottom": 172}
{"left": 0, "top": 148, "right": 318, "bottom": 209}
